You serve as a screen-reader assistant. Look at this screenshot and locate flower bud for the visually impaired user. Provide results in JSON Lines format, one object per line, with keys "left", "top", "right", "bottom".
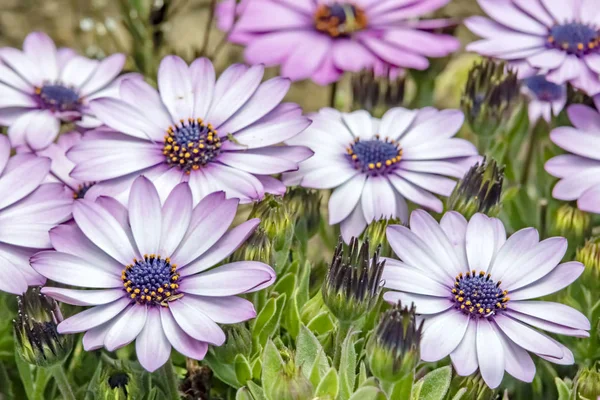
{"left": 285, "top": 187, "right": 322, "bottom": 239}
{"left": 352, "top": 68, "right": 406, "bottom": 117}
{"left": 13, "top": 287, "right": 73, "bottom": 367}
{"left": 98, "top": 365, "right": 141, "bottom": 400}
{"left": 322, "top": 238, "right": 385, "bottom": 323}
{"left": 209, "top": 323, "right": 252, "bottom": 364}
{"left": 231, "top": 226, "right": 273, "bottom": 265}
{"left": 268, "top": 364, "right": 314, "bottom": 400}
{"left": 448, "top": 374, "right": 496, "bottom": 400}
{"left": 574, "top": 364, "right": 600, "bottom": 400}
{"left": 249, "top": 195, "right": 294, "bottom": 253}
{"left": 447, "top": 157, "right": 504, "bottom": 219}
{"left": 552, "top": 204, "right": 591, "bottom": 248}
{"left": 367, "top": 302, "right": 423, "bottom": 383}
{"left": 577, "top": 236, "right": 600, "bottom": 281}
{"left": 461, "top": 60, "right": 521, "bottom": 136}
{"left": 362, "top": 218, "right": 402, "bottom": 257}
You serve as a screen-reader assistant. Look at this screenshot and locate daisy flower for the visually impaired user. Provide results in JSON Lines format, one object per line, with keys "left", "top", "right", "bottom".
{"left": 0, "top": 135, "right": 73, "bottom": 295}
{"left": 522, "top": 75, "right": 567, "bottom": 124}
{"left": 383, "top": 210, "right": 589, "bottom": 389}
{"left": 283, "top": 107, "right": 479, "bottom": 242}
{"left": 545, "top": 97, "right": 600, "bottom": 214}
{"left": 222, "top": 0, "right": 460, "bottom": 85}
{"left": 75, "top": 56, "right": 312, "bottom": 205}
{"left": 31, "top": 176, "right": 275, "bottom": 372}
{"left": 465, "top": 0, "right": 600, "bottom": 95}
{"left": 0, "top": 32, "right": 135, "bottom": 150}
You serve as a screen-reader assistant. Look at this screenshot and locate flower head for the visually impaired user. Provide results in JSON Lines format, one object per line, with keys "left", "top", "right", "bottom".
{"left": 0, "top": 136, "right": 72, "bottom": 295}
{"left": 0, "top": 32, "right": 134, "bottom": 150}
{"left": 383, "top": 210, "right": 590, "bottom": 389}
{"left": 545, "top": 99, "right": 600, "bottom": 214}
{"left": 351, "top": 68, "right": 406, "bottom": 116}
{"left": 221, "top": 0, "right": 459, "bottom": 85}
{"left": 75, "top": 56, "right": 312, "bottom": 206}
{"left": 322, "top": 237, "right": 385, "bottom": 322}
{"left": 522, "top": 75, "right": 567, "bottom": 124}
{"left": 466, "top": 0, "right": 600, "bottom": 95}
{"left": 13, "top": 287, "right": 73, "bottom": 367}
{"left": 32, "top": 176, "right": 275, "bottom": 372}
{"left": 284, "top": 107, "right": 479, "bottom": 242}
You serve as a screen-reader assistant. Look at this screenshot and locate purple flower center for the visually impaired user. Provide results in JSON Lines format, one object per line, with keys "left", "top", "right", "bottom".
{"left": 121, "top": 255, "right": 181, "bottom": 306}
{"left": 346, "top": 136, "right": 403, "bottom": 175}
{"left": 523, "top": 75, "right": 565, "bottom": 102}
{"left": 163, "top": 118, "right": 222, "bottom": 174}
{"left": 35, "top": 84, "right": 80, "bottom": 112}
{"left": 452, "top": 270, "right": 509, "bottom": 318}
{"left": 547, "top": 23, "right": 600, "bottom": 56}
{"left": 314, "top": 2, "right": 368, "bottom": 37}
{"left": 73, "top": 182, "right": 95, "bottom": 199}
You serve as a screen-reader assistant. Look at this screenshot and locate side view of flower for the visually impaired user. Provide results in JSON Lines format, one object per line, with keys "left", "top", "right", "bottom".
{"left": 546, "top": 97, "right": 600, "bottom": 214}
{"left": 0, "top": 32, "right": 135, "bottom": 150}
{"left": 222, "top": 0, "right": 459, "bottom": 84}
{"left": 383, "top": 210, "right": 589, "bottom": 388}
{"left": 72, "top": 56, "right": 312, "bottom": 205}
{"left": 31, "top": 176, "right": 275, "bottom": 372}
{"left": 284, "top": 107, "right": 479, "bottom": 241}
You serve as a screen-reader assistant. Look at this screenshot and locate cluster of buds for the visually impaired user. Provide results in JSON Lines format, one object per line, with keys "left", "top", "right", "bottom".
{"left": 367, "top": 302, "right": 423, "bottom": 383}
{"left": 462, "top": 60, "right": 521, "bottom": 136}
{"left": 576, "top": 236, "right": 600, "bottom": 281}
{"left": 351, "top": 68, "right": 406, "bottom": 117}
{"left": 322, "top": 237, "right": 385, "bottom": 323}
{"left": 448, "top": 157, "right": 504, "bottom": 219}
{"left": 13, "top": 287, "right": 72, "bottom": 367}
{"left": 552, "top": 204, "right": 591, "bottom": 248}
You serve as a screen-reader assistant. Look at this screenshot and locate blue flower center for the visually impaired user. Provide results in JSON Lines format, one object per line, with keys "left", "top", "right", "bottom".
{"left": 73, "top": 182, "right": 95, "bottom": 199}
{"left": 163, "top": 118, "right": 222, "bottom": 174}
{"left": 36, "top": 84, "right": 80, "bottom": 112}
{"left": 121, "top": 255, "right": 181, "bottom": 306}
{"left": 314, "top": 2, "right": 367, "bottom": 37}
{"left": 452, "top": 270, "right": 509, "bottom": 318}
{"left": 547, "top": 23, "right": 600, "bottom": 56}
{"left": 346, "top": 136, "right": 403, "bottom": 175}
{"left": 523, "top": 75, "right": 565, "bottom": 102}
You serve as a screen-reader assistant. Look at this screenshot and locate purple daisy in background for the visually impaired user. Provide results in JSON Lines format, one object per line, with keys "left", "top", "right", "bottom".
{"left": 546, "top": 98, "right": 600, "bottom": 214}
{"left": 0, "top": 32, "right": 135, "bottom": 150}
{"left": 0, "top": 135, "right": 72, "bottom": 295}
{"left": 522, "top": 75, "right": 567, "bottom": 123}
{"left": 31, "top": 176, "right": 275, "bottom": 372}
{"left": 284, "top": 107, "right": 479, "bottom": 242}
{"left": 76, "top": 56, "right": 312, "bottom": 205}
{"left": 466, "top": 0, "right": 600, "bottom": 95}
{"left": 221, "top": 0, "right": 460, "bottom": 85}
{"left": 383, "top": 210, "right": 589, "bottom": 388}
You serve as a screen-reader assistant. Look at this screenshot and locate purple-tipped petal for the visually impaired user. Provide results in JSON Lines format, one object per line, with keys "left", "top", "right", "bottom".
{"left": 105, "top": 305, "right": 147, "bottom": 351}
{"left": 136, "top": 307, "right": 171, "bottom": 372}
{"left": 129, "top": 176, "right": 162, "bottom": 256}
{"left": 57, "top": 298, "right": 130, "bottom": 334}
{"left": 180, "top": 295, "right": 256, "bottom": 324}
{"left": 23, "top": 32, "right": 58, "bottom": 81}
{"left": 496, "top": 329, "right": 536, "bottom": 383}
{"left": 509, "top": 301, "right": 590, "bottom": 330}
{"left": 476, "top": 318, "right": 505, "bottom": 389}
{"left": 160, "top": 182, "right": 193, "bottom": 256}
{"left": 509, "top": 262, "right": 585, "bottom": 300}
{"left": 0, "top": 155, "right": 50, "bottom": 211}
{"left": 41, "top": 287, "right": 124, "bottom": 306}
{"left": 180, "top": 261, "right": 274, "bottom": 296}
{"left": 160, "top": 308, "right": 208, "bottom": 360}
{"left": 493, "top": 314, "right": 563, "bottom": 358}
{"left": 450, "top": 320, "right": 478, "bottom": 376}
{"left": 158, "top": 55, "right": 194, "bottom": 123}
{"left": 420, "top": 309, "right": 469, "bottom": 362}
{"left": 168, "top": 298, "right": 226, "bottom": 345}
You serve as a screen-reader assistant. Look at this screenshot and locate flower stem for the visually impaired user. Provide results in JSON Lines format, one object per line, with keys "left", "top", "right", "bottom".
{"left": 520, "top": 123, "right": 539, "bottom": 186}
{"left": 333, "top": 321, "right": 351, "bottom": 368}
{"left": 160, "top": 360, "right": 181, "bottom": 400}
{"left": 48, "top": 364, "right": 76, "bottom": 400}
{"left": 32, "top": 368, "right": 50, "bottom": 400}
{"left": 330, "top": 81, "right": 338, "bottom": 108}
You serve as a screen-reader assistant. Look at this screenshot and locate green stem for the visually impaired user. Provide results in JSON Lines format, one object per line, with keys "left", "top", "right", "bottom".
{"left": 330, "top": 81, "right": 338, "bottom": 109}
{"left": 333, "top": 321, "right": 351, "bottom": 368}
{"left": 32, "top": 368, "right": 50, "bottom": 400}
{"left": 199, "top": 0, "right": 217, "bottom": 56}
{"left": 520, "top": 125, "right": 538, "bottom": 186}
{"left": 160, "top": 360, "right": 181, "bottom": 400}
{"left": 49, "top": 365, "right": 76, "bottom": 400}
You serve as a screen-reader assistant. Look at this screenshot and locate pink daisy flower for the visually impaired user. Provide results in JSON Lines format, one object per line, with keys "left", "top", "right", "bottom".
{"left": 466, "top": 0, "right": 600, "bottom": 95}
{"left": 283, "top": 107, "right": 479, "bottom": 242}
{"left": 0, "top": 32, "right": 135, "bottom": 150}
{"left": 545, "top": 97, "right": 600, "bottom": 214}
{"left": 383, "top": 210, "right": 589, "bottom": 388}
{"left": 522, "top": 75, "right": 567, "bottom": 124}
{"left": 0, "top": 135, "right": 73, "bottom": 295}
{"left": 31, "top": 176, "right": 275, "bottom": 372}
{"left": 222, "top": 0, "right": 460, "bottom": 85}
{"left": 75, "top": 56, "right": 312, "bottom": 205}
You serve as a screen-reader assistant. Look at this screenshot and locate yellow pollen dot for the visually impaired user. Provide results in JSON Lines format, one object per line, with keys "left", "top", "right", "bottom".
{"left": 548, "top": 36, "right": 554, "bottom": 43}
{"left": 452, "top": 289, "right": 457, "bottom": 294}
{"left": 185, "top": 153, "right": 191, "bottom": 158}
{"left": 479, "top": 308, "right": 484, "bottom": 314}
{"left": 376, "top": 162, "right": 382, "bottom": 168}
{"left": 460, "top": 305, "right": 465, "bottom": 309}
{"left": 486, "top": 308, "right": 491, "bottom": 313}
{"left": 368, "top": 163, "right": 375, "bottom": 169}
{"left": 131, "top": 294, "right": 137, "bottom": 299}
{"left": 134, "top": 289, "right": 140, "bottom": 294}
{"left": 458, "top": 297, "right": 464, "bottom": 302}
{"left": 385, "top": 160, "right": 392, "bottom": 166}
{"left": 578, "top": 43, "right": 584, "bottom": 50}
{"left": 144, "top": 288, "right": 149, "bottom": 293}
{"left": 469, "top": 307, "right": 475, "bottom": 313}
{"left": 465, "top": 300, "right": 471, "bottom": 306}
{"left": 158, "top": 288, "right": 164, "bottom": 293}
{"left": 126, "top": 287, "right": 132, "bottom": 293}
{"left": 165, "top": 292, "right": 171, "bottom": 297}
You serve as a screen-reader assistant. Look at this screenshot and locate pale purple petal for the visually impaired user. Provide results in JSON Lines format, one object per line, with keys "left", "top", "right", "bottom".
{"left": 478, "top": 0, "right": 548, "bottom": 35}
{"left": 0, "top": 258, "right": 29, "bottom": 294}
{"left": 510, "top": 262, "right": 584, "bottom": 300}
{"left": 387, "top": 174, "right": 443, "bottom": 212}
{"left": 420, "top": 310, "right": 469, "bottom": 362}
{"left": 0, "top": 155, "right": 49, "bottom": 211}
{"left": 80, "top": 53, "right": 126, "bottom": 96}
{"left": 493, "top": 314, "right": 563, "bottom": 358}
{"left": 128, "top": 176, "right": 162, "bottom": 256}
{"left": 506, "top": 309, "right": 589, "bottom": 337}
{"left": 450, "top": 320, "right": 478, "bottom": 376}
{"left": 328, "top": 174, "right": 367, "bottom": 225}
{"left": 477, "top": 318, "right": 505, "bottom": 389}
{"left": 120, "top": 79, "right": 173, "bottom": 130}
{"left": 158, "top": 56, "right": 194, "bottom": 122}
{"left": 105, "top": 305, "right": 147, "bottom": 351}
{"left": 41, "top": 287, "right": 124, "bottom": 306}
{"left": 23, "top": 32, "right": 58, "bottom": 81}
{"left": 567, "top": 104, "right": 600, "bottom": 132}
{"left": 190, "top": 57, "right": 215, "bottom": 119}
{"left": 579, "top": 184, "right": 600, "bottom": 213}
{"left": 439, "top": 211, "right": 468, "bottom": 267}
{"left": 545, "top": 154, "right": 600, "bottom": 178}
{"left": 180, "top": 261, "right": 274, "bottom": 296}
{"left": 466, "top": 214, "right": 503, "bottom": 273}
{"left": 382, "top": 258, "right": 449, "bottom": 296}
{"left": 488, "top": 227, "right": 539, "bottom": 279}
{"left": 496, "top": 329, "right": 536, "bottom": 382}
{"left": 281, "top": 33, "right": 331, "bottom": 82}
{"left": 340, "top": 205, "right": 367, "bottom": 243}
{"left": 180, "top": 295, "right": 256, "bottom": 324}
{"left": 57, "top": 298, "right": 131, "bottom": 334}
{"left": 160, "top": 308, "right": 208, "bottom": 360}
{"left": 88, "top": 98, "right": 164, "bottom": 141}
{"left": 361, "top": 175, "right": 396, "bottom": 222}
{"left": 168, "top": 298, "right": 226, "bottom": 345}
{"left": 82, "top": 321, "right": 115, "bottom": 351}
{"left": 509, "top": 301, "right": 590, "bottom": 330}
{"left": 160, "top": 182, "right": 193, "bottom": 256}
{"left": 136, "top": 307, "right": 171, "bottom": 372}
{"left": 383, "top": 291, "right": 453, "bottom": 314}
{"left": 0, "top": 47, "right": 43, "bottom": 86}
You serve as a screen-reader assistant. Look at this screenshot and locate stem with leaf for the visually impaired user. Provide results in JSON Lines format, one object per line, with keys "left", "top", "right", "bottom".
{"left": 333, "top": 321, "right": 351, "bottom": 368}
{"left": 48, "top": 365, "right": 76, "bottom": 400}
{"left": 160, "top": 360, "right": 181, "bottom": 400}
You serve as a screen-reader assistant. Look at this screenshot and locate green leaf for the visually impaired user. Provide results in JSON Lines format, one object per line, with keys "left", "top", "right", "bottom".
{"left": 306, "top": 311, "right": 335, "bottom": 335}
{"left": 451, "top": 388, "right": 467, "bottom": 400}
{"left": 411, "top": 380, "right": 423, "bottom": 400}
{"left": 348, "top": 387, "right": 386, "bottom": 400}
{"left": 308, "top": 349, "right": 330, "bottom": 388}
{"left": 14, "top": 353, "right": 34, "bottom": 400}
{"left": 205, "top": 352, "right": 241, "bottom": 388}
{"left": 247, "top": 381, "right": 268, "bottom": 400}
{"left": 339, "top": 331, "right": 357, "bottom": 400}
{"left": 234, "top": 354, "right": 253, "bottom": 386}
{"left": 296, "top": 325, "right": 328, "bottom": 382}
{"left": 390, "top": 373, "right": 414, "bottom": 400}
{"left": 255, "top": 294, "right": 287, "bottom": 348}
{"left": 555, "top": 377, "right": 571, "bottom": 400}
{"left": 236, "top": 387, "right": 255, "bottom": 400}
{"left": 262, "top": 340, "right": 284, "bottom": 398}
{"left": 417, "top": 366, "right": 452, "bottom": 400}
{"left": 357, "top": 362, "right": 368, "bottom": 387}
{"left": 315, "top": 368, "right": 339, "bottom": 399}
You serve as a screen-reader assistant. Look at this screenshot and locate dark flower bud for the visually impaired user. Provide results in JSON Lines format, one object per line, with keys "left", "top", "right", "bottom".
{"left": 322, "top": 238, "right": 385, "bottom": 323}
{"left": 462, "top": 60, "right": 521, "bottom": 136}
{"left": 98, "top": 364, "right": 141, "bottom": 400}
{"left": 367, "top": 302, "right": 423, "bottom": 383}
{"left": 448, "top": 157, "right": 504, "bottom": 219}
{"left": 13, "top": 287, "right": 73, "bottom": 367}
{"left": 352, "top": 68, "right": 406, "bottom": 117}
